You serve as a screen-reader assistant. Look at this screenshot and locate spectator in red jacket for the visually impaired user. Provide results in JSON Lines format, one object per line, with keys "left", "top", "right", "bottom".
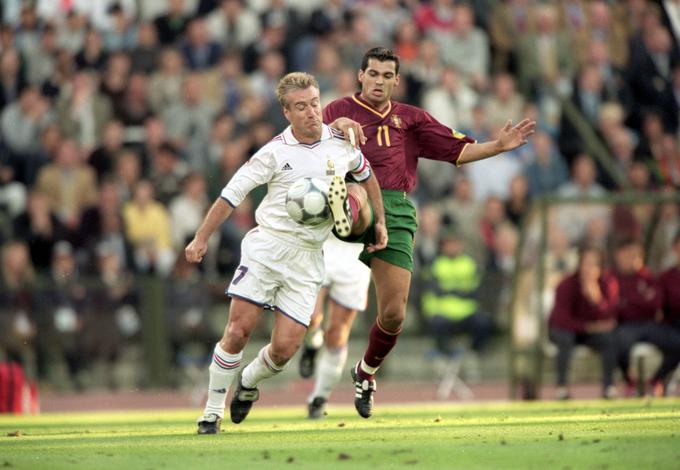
{"left": 548, "top": 246, "right": 619, "bottom": 399}
{"left": 612, "top": 238, "right": 680, "bottom": 396}
{"left": 660, "top": 231, "right": 680, "bottom": 331}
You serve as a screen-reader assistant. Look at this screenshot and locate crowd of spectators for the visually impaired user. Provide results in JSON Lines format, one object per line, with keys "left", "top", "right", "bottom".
{"left": 0, "top": 0, "right": 679, "bottom": 390}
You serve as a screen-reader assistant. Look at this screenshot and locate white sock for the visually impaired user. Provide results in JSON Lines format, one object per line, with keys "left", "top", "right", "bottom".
{"left": 204, "top": 344, "right": 242, "bottom": 418}
{"left": 360, "top": 358, "right": 379, "bottom": 375}
{"left": 241, "top": 345, "right": 285, "bottom": 389}
{"left": 304, "top": 327, "right": 324, "bottom": 349}
{"left": 310, "top": 346, "right": 348, "bottom": 401}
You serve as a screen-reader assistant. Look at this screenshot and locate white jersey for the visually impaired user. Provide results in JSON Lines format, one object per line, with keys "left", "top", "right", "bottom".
{"left": 221, "top": 124, "right": 371, "bottom": 248}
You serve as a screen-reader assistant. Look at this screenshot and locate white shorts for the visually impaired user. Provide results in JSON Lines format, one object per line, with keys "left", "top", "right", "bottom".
{"left": 227, "top": 228, "right": 324, "bottom": 327}
{"left": 322, "top": 235, "right": 371, "bottom": 311}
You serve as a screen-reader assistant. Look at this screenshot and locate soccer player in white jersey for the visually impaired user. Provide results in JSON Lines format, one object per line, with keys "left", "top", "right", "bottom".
{"left": 185, "top": 72, "right": 387, "bottom": 434}
{"left": 300, "top": 234, "right": 371, "bottom": 419}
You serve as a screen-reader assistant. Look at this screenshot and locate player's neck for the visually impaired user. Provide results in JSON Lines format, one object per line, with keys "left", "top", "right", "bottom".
{"left": 291, "top": 127, "right": 321, "bottom": 144}
{"left": 358, "top": 92, "right": 390, "bottom": 113}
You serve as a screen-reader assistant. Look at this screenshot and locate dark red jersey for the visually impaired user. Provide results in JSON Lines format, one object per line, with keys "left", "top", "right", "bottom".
{"left": 610, "top": 268, "right": 663, "bottom": 323}
{"left": 659, "top": 266, "right": 680, "bottom": 324}
{"left": 549, "top": 273, "right": 619, "bottom": 333}
{"left": 323, "top": 93, "right": 475, "bottom": 193}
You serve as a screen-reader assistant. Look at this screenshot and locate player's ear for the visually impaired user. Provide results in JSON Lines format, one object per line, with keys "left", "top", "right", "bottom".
{"left": 394, "top": 73, "right": 400, "bottom": 86}
{"left": 357, "top": 69, "right": 364, "bottom": 84}
{"left": 282, "top": 105, "right": 291, "bottom": 122}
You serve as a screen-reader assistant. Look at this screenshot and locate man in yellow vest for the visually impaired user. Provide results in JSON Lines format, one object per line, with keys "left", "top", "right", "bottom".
{"left": 420, "top": 227, "right": 494, "bottom": 356}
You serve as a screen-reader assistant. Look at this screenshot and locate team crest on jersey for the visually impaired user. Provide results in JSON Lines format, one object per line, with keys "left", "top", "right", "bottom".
{"left": 390, "top": 114, "right": 402, "bottom": 128}
{"left": 326, "top": 159, "right": 335, "bottom": 175}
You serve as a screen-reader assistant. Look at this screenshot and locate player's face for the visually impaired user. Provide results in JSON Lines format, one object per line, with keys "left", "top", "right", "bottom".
{"left": 358, "top": 58, "right": 399, "bottom": 108}
{"left": 283, "top": 86, "right": 322, "bottom": 143}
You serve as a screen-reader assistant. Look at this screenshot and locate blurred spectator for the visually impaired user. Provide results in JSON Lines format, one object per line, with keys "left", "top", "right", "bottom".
{"left": 393, "top": 19, "right": 421, "bottom": 67}
{"left": 162, "top": 74, "right": 218, "bottom": 169}
{"left": 166, "top": 253, "right": 214, "bottom": 379}
{"left": 56, "top": 11, "right": 89, "bottom": 54}
{"left": 77, "top": 179, "right": 130, "bottom": 269}
{"left": 0, "top": 165, "right": 26, "bottom": 223}
{"left": 205, "top": 0, "right": 261, "bottom": 51}
{"left": 0, "top": 87, "right": 53, "bottom": 182}
{"left": 242, "top": 11, "right": 289, "bottom": 74}
{"left": 365, "top": 0, "right": 409, "bottom": 46}
{"left": 75, "top": 28, "right": 108, "bottom": 72}
{"left": 180, "top": 17, "right": 221, "bottom": 71}
{"left": 635, "top": 111, "right": 667, "bottom": 162}
{"left": 207, "top": 135, "right": 250, "bottom": 199}
{"left": 55, "top": 72, "right": 113, "bottom": 151}
{"left": 249, "top": 50, "right": 286, "bottom": 110}
{"left": 150, "top": 143, "right": 189, "bottom": 205}
{"left": 439, "top": 174, "right": 484, "bottom": 264}
{"left": 484, "top": 73, "right": 525, "bottom": 131}
{"left": 524, "top": 130, "right": 569, "bottom": 197}
{"left": 403, "top": 38, "right": 442, "bottom": 104}
{"left": 149, "top": 48, "right": 186, "bottom": 114}
{"left": 517, "top": 4, "right": 574, "bottom": 99}
{"left": 439, "top": 3, "right": 490, "bottom": 91}
{"left": 414, "top": 0, "right": 456, "bottom": 40}
{"left": 648, "top": 195, "right": 680, "bottom": 271}
{"left": 169, "top": 173, "right": 208, "bottom": 252}
{"left": 40, "top": 241, "right": 88, "bottom": 389}
{"left": 311, "top": 42, "right": 342, "bottom": 96}
{"left": 611, "top": 238, "right": 680, "bottom": 396}
{"left": 129, "top": 22, "right": 161, "bottom": 74}
{"left": 556, "top": 155, "right": 608, "bottom": 243}
{"left": 573, "top": 0, "right": 629, "bottom": 69}
{"left": 422, "top": 66, "right": 478, "bottom": 131}
{"left": 414, "top": 204, "right": 442, "bottom": 271}
{"left": 88, "top": 120, "right": 125, "bottom": 182}
{"left": 35, "top": 139, "right": 98, "bottom": 230}
{"left": 583, "top": 38, "right": 631, "bottom": 111}
{"left": 420, "top": 228, "right": 495, "bottom": 357}
{"left": 13, "top": 191, "right": 67, "bottom": 272}
{"left": 467, "top": 139, "right": 522, "bottom": 202}
{"left": 558, "top": 65, "right": 614, "bottom": 162}
{"left": 660, "top": 231, "right": 680, "bottom": 330}
{"left": 85, "top": 242, "right": 139, "bottom": 389}
{"left": 0, "top": 241, "right": 37, "bottom": 364}
{"left": 153, "top": 0, "right": 190, "bottom": 46}
{"left": 478, "top": 195, "right": 509, "bottom": 264}
{"left": 505, "top": 174, "right": 530, "bottom": 227}
{"left": 100, "top": 52, "right": 131, "bottom": 105}
{"left": 102, "top": 3, "right": 138, "bottom": 52}
{"left": 115, "top": 72, "right": 153, "bottom": 127}
{"left": 488, "top": 0, "right": 534, "bottom": 73}
{"left": 114, "top": 149, "right": 142, "bottom": 202}
{"left": 648, "top": 134, "right": 680, "bottom": 188}
{"left": 548, "top": 246, "right": 618, "bottom": 399}
{"left": 22, "top": 24, "right": 59, "bottom": 87}
{"left": 627, "top": 26, "right": 679, "bottom": 132}
{"left": 122, "top": 180, "right": 174, "bottom": 276}
{"left": 203, "top": 53, "right": 251, "bottom": 115}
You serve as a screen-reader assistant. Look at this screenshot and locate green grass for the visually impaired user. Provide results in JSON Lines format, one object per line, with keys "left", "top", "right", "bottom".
{"left": 1, "top": 399, "right": 679, "bottom": 469}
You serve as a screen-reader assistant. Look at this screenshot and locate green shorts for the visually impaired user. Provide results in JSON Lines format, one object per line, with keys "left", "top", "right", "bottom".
{"left": 346, "top": 189, "right": 418, "bottom": 272}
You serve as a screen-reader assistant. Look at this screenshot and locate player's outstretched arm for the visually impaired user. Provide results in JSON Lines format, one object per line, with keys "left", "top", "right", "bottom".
{"left": 360, "top": 172, "right": 388, "bottom": 253}
{"left": 458, "top": 118, "right": 536, "bottom": 165}
{"left": 185, "top": 198, "right": 233, "bottom": 263}
{"left": 328, "top": 117, "right": 367, "bottom": 147}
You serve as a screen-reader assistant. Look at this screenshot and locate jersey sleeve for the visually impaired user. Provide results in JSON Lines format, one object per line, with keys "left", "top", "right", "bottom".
{"left": 347, "top": 148, "right": 371, "bottom": 182}
{"left": 322, "top": 99, "right": 345, "bottom": 124}
{"left": 220, "top": 147, "right": 276, "bottom": 207}
{"left": 414, "top": 110, "right": 476, "bottom": 165}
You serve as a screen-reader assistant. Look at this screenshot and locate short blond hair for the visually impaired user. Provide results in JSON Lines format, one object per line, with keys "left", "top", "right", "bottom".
{"left": 276, "top": 72, "right": 319, "bottom": 108}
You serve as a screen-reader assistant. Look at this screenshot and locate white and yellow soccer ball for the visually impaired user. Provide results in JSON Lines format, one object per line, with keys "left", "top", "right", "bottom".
{"left": 285, "top": 177, "right": 331, "bottom": 225}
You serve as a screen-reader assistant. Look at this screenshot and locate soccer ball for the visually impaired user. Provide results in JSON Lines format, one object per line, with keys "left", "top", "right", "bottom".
{"left": 285, "top": 177, "right": 330, "bottom": 225}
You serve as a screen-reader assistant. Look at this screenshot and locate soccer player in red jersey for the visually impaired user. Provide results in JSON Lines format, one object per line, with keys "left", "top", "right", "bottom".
{"left": 325, "top": 47, "right": 535, "bottom": 418}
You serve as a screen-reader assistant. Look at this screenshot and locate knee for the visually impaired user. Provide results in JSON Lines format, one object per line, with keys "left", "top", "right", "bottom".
{"left": 268, "top": 342, "right": 299, "bottom": 366}
{"left": 380, "top": 301, "right": 407, "bottom": 331}
{"left": 325, "top": 324, "right": 350, "bottom": 349}
{"left": 347, "top": 183, "right": 367, "bottom": 206}
{"left": 222, "top": 322, "right": 251, "bottom": 352}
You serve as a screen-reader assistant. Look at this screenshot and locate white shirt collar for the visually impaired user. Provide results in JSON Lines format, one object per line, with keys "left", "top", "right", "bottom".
{"left": 282, "top": 124, "right": 330, "bottom": 145}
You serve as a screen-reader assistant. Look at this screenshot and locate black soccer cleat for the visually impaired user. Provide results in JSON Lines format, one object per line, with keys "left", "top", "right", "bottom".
{"left": 351, "top": 364, "right": 376, "bottom": 419}
{"left": 307, "top": 396, "right": 327, "bottom": 419}
{"left": 328, "top": 175, "right": 352, "bottom": 238}
{"left": 196, "top": 413, "right": 222, "bottom": 434}
{"left": 230, "top": 376, "right": 260, "bottom": 424}
{"left": 299, "top": 345, "right": 319, "bottom": 379}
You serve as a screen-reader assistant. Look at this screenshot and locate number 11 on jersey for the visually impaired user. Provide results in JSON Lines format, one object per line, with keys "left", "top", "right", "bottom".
{"left": 376, "top": 125, "right": 391, "bottom": 147}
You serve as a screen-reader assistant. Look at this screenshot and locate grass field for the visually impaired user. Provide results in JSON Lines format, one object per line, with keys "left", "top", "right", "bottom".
{"left": 1, "top": 399, "right": 679, "bottom": 469}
